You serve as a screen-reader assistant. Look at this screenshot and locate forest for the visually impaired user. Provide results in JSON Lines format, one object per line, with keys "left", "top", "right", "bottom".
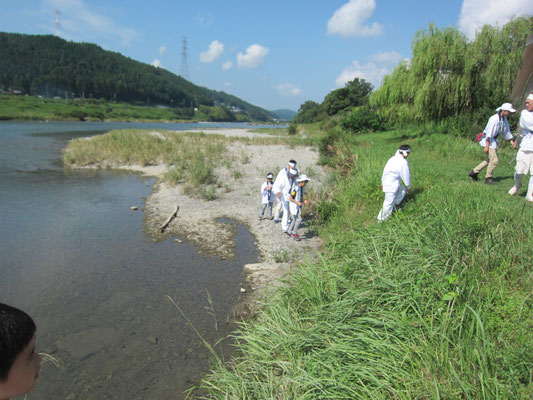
{"left": 0, "top": 32, "right": 275, "bottom": 122}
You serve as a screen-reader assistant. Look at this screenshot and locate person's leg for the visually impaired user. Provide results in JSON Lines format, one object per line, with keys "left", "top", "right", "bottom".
{"left": 267, "top": 202, "right": 273, "bottom": 219}
{"left": 281, "top": 199, "right": 290, "bottom": 232}
{"left": 291, "top": 211, "right": 303, "bottom": 240}
{"left": 472, "top": 158, "right": 488, "bottom": 174}
{"left": 259, "top": 203, "right": 267, "bottom": 218}
{"left": 287, "top": 212, "right": 296, "bottom": 235}
{"left": 527, "top": 175, "right": 533, "bottom": 202}
{"left": 486, "top": 148, "right": 499, "bottom": 178}
{"left": 393, "top": 185, "right": 407, "bottom": 205}
{"left": 377, "top": 192, "right": 396, "bottom": 222}
{"left": 273, "top": 199, "right": 282, "bottom": 221}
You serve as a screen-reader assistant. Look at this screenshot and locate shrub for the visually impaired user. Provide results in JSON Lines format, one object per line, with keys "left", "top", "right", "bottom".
{"left": 340, "top": 107, "right": 386, "bottom": 134}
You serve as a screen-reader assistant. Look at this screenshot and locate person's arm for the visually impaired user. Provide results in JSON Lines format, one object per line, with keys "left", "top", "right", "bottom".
{"left": 484, "top": 137, "right": 490, "bottom": 154}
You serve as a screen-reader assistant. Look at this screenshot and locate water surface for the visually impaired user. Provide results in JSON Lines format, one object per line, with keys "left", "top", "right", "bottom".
{"left": 0, "top": 121, "right": 259, "bottom": 399}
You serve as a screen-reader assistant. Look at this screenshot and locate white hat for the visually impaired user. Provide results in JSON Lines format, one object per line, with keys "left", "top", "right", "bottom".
{"left": 527, "top": 94, "right": 533, "bottom": 101}
{"left": 288, "top": 168, "right": 298, "bottom": 175}
{"left": 297, "top": 174, "right": 309, "bottom": 183}
{"left": 497, "top": 103, "right": 516, "bottom": 113}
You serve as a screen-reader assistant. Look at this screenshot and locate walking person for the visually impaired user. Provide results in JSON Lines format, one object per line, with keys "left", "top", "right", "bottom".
{"left": 508, "top": 94, "right": 533, "bottom": 201}
{"left": 287, "top": 175, "right": 310, "bottom": 241}
{"left": 273, "top": 160, "right": 297, "bottom": 223}
{"left": 469, "top": 103, "right": 517, "bottom": 184}
{"left": 377, "top": 145, "right": 411, "bottom": 222}
{"left": 259, "top": 173, "right": 275, "bottom": 219}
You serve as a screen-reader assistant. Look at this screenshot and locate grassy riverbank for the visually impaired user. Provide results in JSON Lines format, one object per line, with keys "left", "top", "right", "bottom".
{"left": 197, "top": 130, "right": 532, "bottom": 398}
{"left": 62, "top": 128, "right": 314, "bottom": 200}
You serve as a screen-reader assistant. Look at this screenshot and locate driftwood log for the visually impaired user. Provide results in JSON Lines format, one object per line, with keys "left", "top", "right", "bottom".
{"left": 159, "top": 205, "right": 179, "bottom": 232}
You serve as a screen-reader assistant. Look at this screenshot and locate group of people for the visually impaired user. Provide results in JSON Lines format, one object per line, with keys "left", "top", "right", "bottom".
{"left": 469, "top": 95, "right": 533, "bottom": 202}
{"left": 377, "top": 94, "right": 533, "bottom": 223}
{"left": 259, "top": 159, "right": 310, "bottom": 241}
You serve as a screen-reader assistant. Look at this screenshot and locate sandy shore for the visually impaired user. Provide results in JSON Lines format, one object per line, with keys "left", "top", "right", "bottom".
{"left": 114, "top": 128, "right": 326, "bottom": 316}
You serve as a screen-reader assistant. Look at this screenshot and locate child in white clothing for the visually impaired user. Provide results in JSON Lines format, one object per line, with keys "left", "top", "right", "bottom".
{"left": 259, "top": 173, "right": 275, "bottom": 220}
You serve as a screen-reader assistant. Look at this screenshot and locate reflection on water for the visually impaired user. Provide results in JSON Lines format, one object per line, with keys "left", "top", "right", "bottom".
{"left": 0, "top": 122, "right": 259, "bottom": 399}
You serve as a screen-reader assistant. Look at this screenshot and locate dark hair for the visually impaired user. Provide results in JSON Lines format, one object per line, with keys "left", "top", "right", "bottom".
{"left": 0, "top": 303, "right": 36, "bottom": 381}
{"left": 289, "top": 159, "right": 297, "bottom": 165}
{"left": 399, "top": 144, "right": 411, "bottom": 152}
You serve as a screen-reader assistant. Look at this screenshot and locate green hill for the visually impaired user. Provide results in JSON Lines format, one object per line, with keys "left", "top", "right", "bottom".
{"left": 0, "top": 32, "right": 275, "bottom": 122}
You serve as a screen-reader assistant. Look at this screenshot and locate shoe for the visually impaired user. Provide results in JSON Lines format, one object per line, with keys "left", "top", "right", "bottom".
{"left": 485, "top": 177, "right": 495, "bottom": 184}
{"left": 274, "top": 219, "right": 279, "bottom": 223}
{"left": 508, "top": 186, "right": 519, "bottom": 195}
{"left": 468, "top": 170, "right": 479, "bottom": 181}
{"left": 284, "top": 232, "right": 292, "bottom": 238}
{"left": 526, "top": 194, "right": 533, "bottom": 202}
{"left": 293, "top": 233, "right": 301, "bottom": 241}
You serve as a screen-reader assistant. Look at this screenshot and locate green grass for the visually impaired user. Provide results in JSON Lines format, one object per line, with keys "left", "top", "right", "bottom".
{"left": 1, "top": 94, "right": 203, "bottom": 122}
{"left": 196, "top": 130, "right": 532, "bottom": 399}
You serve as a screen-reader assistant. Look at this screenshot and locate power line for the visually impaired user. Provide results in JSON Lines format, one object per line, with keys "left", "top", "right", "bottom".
{"left": 180, "top": 36, "right": 190, "bottom": 81}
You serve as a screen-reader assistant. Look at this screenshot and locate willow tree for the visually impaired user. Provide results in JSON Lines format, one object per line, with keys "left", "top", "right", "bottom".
{"left": 370, "top": 17, "right": 533, "bottom": 128}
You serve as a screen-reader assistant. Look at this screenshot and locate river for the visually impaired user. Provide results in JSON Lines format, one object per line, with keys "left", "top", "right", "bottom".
{"left": 0, "top": 121, "right": 261, "bottom": 399}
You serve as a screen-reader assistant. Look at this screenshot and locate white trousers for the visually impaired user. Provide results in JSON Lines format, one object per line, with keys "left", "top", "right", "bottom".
{"left": 280, "top": 198, "right": 290, "bottom": 232}
{"left": 511, "top": 150, "right": 533, "bottom": 201}
{"left": 377, "top": 186, "right": 407, "bottom": 222}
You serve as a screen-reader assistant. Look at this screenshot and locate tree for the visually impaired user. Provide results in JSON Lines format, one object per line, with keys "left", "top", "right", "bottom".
{"left": 295, "top": 100, "right": 321, "bottom": 123}
{"left": 322, "top": 78, "right": 373, "bottom": 116}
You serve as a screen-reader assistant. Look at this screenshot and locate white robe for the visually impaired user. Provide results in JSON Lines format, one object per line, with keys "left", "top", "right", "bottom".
{"left": 519, "top": 109, "right": 533, "bottom": 151}
{"left": 381, "top": 150, "right": 411, "bottom": 193}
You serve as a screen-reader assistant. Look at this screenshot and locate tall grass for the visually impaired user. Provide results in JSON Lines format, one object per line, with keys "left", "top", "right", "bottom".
{"left": 196, "top": 131, "right": 532, "bottom": 399}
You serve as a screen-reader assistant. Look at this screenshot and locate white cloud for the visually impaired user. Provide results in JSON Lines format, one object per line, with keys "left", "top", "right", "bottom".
{"left": 327, "top": 0, "right": 383, "bottom": 37}
{"left": 276, "top": 83, "right": 302, "bottom": 96}
{"left": 151, "top": 59, "right": 161, "bottom": 68}
{"left": 200, "top": 40, "right": 224, "bottom": 63}
{"left": 335, "top": 60, "right": 389, "bottom": 88}
{"left": 46, "top": 0, "right": 138, "bottom": 45}
{"left": 369, "top": 51, "right": 403, "bottom": 65}
{"left": 196, "top": 13, "right": 213, "bottom": 28}
{"left": 237, "top": 44, "right": 270, "bottom": 69}
{"left": 222, "top": 60, "right": 233, "bottom": 71}
{"left": 159, "top": 46, "right": 167, "bottom": 55}
{"left": 458, "top": 0, "right": 533, "bottom": 40}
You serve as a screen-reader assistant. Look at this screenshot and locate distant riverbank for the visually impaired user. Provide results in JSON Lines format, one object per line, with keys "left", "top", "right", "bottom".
{"left": 0, "top": 94, "right": 283, "bottom": 124}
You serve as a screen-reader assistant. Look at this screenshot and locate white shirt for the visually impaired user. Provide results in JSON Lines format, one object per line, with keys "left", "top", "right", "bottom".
{"left": 519, "top": 109, "right": 533, "bottom": 152}
{"left": 273, "top": 168, "right": 294, "bottom": 201}
{"left": 381, "top": 150, "right": 411, "bottom": 193}
{"left": 479, "top": 113, "right": 513, "bottom": 149}
{"left": 260, "top": 181, "right": 274, "bottom": 204}
{"left": 289, "top": 183, "right": 304, "bottom": 215}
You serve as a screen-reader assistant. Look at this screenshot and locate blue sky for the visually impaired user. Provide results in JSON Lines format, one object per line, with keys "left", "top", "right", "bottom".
{"left": 2, "top": 0, "right": 532, "bottom": 111}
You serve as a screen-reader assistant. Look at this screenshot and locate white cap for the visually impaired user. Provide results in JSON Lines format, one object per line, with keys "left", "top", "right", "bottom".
{"left": 297, "top": 174, "right": 309, "bottom": 183}
{"left": 527, "top": 94, "right": 533, "bottom": 101}
{"left": 497, "top": 103, "right": 516, "bottom": 113}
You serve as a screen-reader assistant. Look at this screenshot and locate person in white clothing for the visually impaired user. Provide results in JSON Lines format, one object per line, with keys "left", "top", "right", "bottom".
{"left": 273, "top": 165, "right": 298, "bottom": 233}
{"left": 377, "top": 145, "right": 411, "bottom": 222}
{"left": 287, "top": 174, "right": 310, "bottom": 241}
{"left": 259, "top": 172, "right": 275, "bottom": 219}
{"left": 469, "top": 103, "right": 517, "bottom": 184}
{"left": 508, "top": 94, "right": 533, "bottom": 202}
{"left": 273, "top": 160, "right": 297, "bottom": 223}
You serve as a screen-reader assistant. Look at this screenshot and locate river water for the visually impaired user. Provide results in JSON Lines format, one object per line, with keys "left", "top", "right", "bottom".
{"left": 0, "top": 121, "right": 260, "bottom": 399}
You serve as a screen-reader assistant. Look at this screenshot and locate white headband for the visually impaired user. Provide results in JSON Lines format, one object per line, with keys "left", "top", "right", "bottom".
{"left": 288, "top": 162, "right": 296, "bottom": 168}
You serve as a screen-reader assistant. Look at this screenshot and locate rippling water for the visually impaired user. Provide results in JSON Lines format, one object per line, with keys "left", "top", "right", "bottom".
{"left": 0, "top": 121, "right": 259, "bottom": 399}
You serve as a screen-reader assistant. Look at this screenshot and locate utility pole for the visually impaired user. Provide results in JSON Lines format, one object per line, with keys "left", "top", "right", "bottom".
{"left": 180, "top": 36, "right": 190, "bottom": 81}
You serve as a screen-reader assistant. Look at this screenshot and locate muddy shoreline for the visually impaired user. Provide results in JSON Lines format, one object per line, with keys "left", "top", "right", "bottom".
{"left": 107, "top": 127, "right": 325, "bottom": 316}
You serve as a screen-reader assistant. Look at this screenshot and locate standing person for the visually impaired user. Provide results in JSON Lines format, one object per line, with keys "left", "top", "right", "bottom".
{"left": 259, "top": 172, "right": 275, "bottom": 220}
{"left": 377, "top": 145, "right": 412, "bottom": 222}
{"left": 508, "top": 94, "right": 533, "bottom": 201}
{"left": 287, "top": 174, "right": 310, "bottom": 241}
{"left": 273, "top": 160, "right": 297, "bottom": 223}
{"left": 469, "top": 103, "right": 517, "bottom": 184}
{"left": 0, "top": 303, "right": 42, "bottom": 400}
{"left": 273, "top": 166, "right": 298, "bottom": 234}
